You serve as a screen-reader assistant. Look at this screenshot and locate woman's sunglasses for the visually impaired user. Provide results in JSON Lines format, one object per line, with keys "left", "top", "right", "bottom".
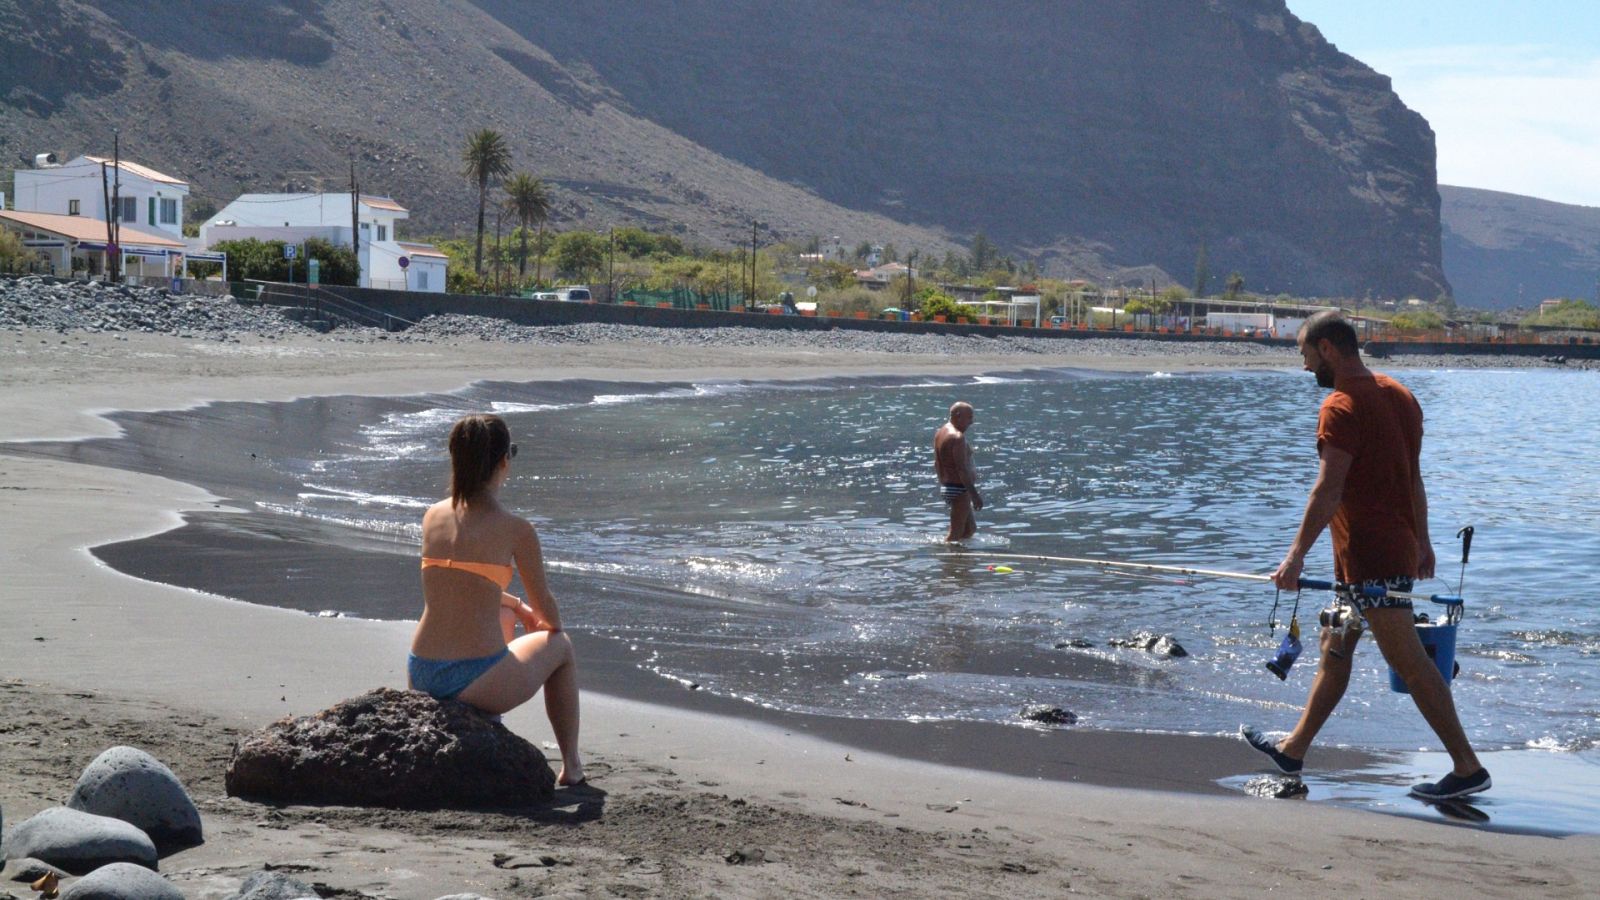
{"left": 509, "top": 443, "right": 519, "bottom": 459}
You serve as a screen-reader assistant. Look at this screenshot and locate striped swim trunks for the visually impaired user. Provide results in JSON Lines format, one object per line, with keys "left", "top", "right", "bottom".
{"left": 1339, "top": 576, "right": 1415, "bottom": 612}
{"left": 940, "top": 482, "right": 968, "bottom": 502}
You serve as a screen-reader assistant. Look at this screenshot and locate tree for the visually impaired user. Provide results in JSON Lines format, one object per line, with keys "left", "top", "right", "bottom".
{"left": 970, "top": 231, "right": 998, "bottom": 273}
{"left": 1194, "top": 241, "right": 1210, "bottom": 297}
{"left": 501, "top": 173, "right": 551, "bottom": 281}
{"left": 552, "top": 230, "right": 607, "bottom": 281}
{"left": 461, "top": 129, "right": 512, "bottom": 277}
{"left": 808, "top": 259, "right": 855, "bottom": 290}
{"left": 1224, "top": 271, "right": 1244, "bottom": 300}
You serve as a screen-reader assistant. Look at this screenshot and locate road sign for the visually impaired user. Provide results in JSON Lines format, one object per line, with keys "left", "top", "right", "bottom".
{"left": 398, "top": 256, "right": 410, "bottom": 269}
{"left": 284, "top": 244, "right": 297, "bottom": 260}
{"left": 308, "top": 258, "right": 320, "bottom": 285}
{"left": 806, "top": 285, "right": 818, "bottom": 298}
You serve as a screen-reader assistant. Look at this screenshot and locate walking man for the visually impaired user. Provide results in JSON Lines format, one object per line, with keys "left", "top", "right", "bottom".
{"left": 934, "top": 401, "right": 982, "bottom": 542}
{"left": 1243, "top": 311, "right": 1490, "bottom": 800}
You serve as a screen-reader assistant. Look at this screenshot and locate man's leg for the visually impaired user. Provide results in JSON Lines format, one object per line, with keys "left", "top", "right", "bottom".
{"left": 1277, "top": 622, "right": 1362, "bottom": 760}
{"left": 1364, "top": 607, "right": 1483, "bottom": 777}
{"left": 945, "top": 495, "right": 972, "bottom": 543}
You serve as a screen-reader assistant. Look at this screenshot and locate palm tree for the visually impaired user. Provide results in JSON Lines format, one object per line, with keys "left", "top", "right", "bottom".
{"left": 502, "top": 173, "right": 551, "bottom": 283}
{"left": 461, "top": 129, "right": 512, "bottom": 276}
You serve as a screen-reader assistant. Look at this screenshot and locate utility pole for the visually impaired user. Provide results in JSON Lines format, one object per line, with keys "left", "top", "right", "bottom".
{"left": 100, "top": 160, "right": 112, "bottom": 280}
{"left": 749, "top": 221, "right": 758, "bottom": 308}
{"left": 350, "top": 159, "right": 361, "bottom": 287}
{"left": 110, "top": 132, "right": 121, "bottom": 281}
{"left": 493, "top": 209, "right": 503, "bottom": 295}
{"left": 607, "top": 227, "right": 615, "bottom": 303}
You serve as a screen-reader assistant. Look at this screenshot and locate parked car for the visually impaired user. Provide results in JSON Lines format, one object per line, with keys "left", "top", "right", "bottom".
{"left": 556, "top": 286, "right": 592, "bottom": 302}
{"left": 529, "top": 291, "right": 559, "bottom": 301}
{"left": 1049, "top": 315, "right": 1067, "bottom": 326}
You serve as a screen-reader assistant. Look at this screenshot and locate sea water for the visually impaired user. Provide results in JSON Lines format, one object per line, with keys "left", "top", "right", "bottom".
{"left": 17, "top": 365, "right": 1599, "bottom": 826}
{"left": 268, "top": 367, "right": 1600, "bottom": 756}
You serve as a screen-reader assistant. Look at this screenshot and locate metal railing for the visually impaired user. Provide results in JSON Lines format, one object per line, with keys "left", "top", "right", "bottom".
{"left": 240, "top": 281, "right": 418, "bottom": 332}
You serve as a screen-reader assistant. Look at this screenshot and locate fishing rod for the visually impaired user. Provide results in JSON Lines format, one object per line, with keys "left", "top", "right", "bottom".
{"left": 937, "top": 551, "right": 1465, "bottom": 607}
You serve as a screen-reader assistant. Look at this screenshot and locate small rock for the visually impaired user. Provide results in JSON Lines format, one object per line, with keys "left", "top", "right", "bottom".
{"left": 1242, "top": 774, "right": 1308, "bottom": 799}
{"left": 68, "top": 746, "right": 203, "bottom": 852}
{"left": 4, "top": 858, "right": 69, "bottom": 883}
{"left": 724, "top": 847, "right": 765, "bottom": 865}
{"left": 1019, "top": 704, "right": 1078, "bottom": 726}
{"left": 60, "top": 862, "right": 182, "bottom": 900}
{"left": 1053, "top": 639, "right": 1095, "bottom": 649}
{"left": 224, "top": 869, "right": 318, "bottom": 900}
{"left": 1, "top": 807, "right": 157, "bottom": 876}
{"left": 1109, "top": 632, "right": 1188, "bottom": 657}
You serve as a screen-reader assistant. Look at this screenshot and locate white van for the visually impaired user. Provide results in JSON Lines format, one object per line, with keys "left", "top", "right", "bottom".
{"left": 555, "top": 285, "right": 592, "bottom": 302}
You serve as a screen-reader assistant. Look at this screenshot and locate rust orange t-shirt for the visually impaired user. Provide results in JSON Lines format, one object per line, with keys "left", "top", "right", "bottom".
{"left": 1317, "top": 372, "right": 1424, "bottom": 583}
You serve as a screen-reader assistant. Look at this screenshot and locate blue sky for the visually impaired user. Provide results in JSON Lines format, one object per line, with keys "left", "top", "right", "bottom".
{"left": 1287, "top": 1, "right": 1600, "bottom": 207}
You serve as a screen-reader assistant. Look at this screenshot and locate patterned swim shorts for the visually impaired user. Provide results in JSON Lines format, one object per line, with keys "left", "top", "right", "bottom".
{"left": 1339, "top": 576, "right": 1415, "bottom": 612}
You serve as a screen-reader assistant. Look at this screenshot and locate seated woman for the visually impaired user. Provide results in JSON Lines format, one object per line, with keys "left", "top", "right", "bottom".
{"left": 408, "top": 413, "right": 583, "bottom": 786}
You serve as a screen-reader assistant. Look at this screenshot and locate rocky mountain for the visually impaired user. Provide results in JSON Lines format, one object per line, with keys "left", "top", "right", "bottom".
{"left": 2, "top": 0, "right": 1445, "bottom": 297}
{"left": 1440, "top": 186, "right": 1600, "bottom": 309}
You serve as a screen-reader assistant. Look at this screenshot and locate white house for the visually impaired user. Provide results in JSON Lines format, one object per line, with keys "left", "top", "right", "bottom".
{"left": 11, "top": 155, "right": 189, "bottom": 240}
{"left": 395, "top": 242, "right": 449, "bottom": 293}
{"left": 0, "top": 208, "right": 225, "bottom": 283}
{"left": 200, "top": 192, "right": 443, "bottom": 292}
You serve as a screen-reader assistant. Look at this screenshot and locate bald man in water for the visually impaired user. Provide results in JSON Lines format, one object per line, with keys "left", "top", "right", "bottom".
{"left": 934, "top": 401, "right": 983, "bottom": 542}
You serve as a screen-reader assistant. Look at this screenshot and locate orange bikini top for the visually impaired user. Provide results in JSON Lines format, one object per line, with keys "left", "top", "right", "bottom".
{"left": 420, "top": 557, "right": 515, "bottom": 590}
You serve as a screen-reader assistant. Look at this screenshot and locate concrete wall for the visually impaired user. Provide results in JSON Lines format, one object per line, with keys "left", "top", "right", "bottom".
{"left": 310, "top": 285, "right": 1600, "bottom": 358}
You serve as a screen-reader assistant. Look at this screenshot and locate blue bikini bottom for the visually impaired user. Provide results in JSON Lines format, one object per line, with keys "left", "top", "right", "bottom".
{"left": 408, "top": 648, "right": 510, "bottom": 700}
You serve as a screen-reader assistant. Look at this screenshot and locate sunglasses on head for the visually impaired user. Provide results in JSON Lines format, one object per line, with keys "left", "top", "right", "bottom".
{"left": 509, "top": 443, "right": 518, "bottom": 459}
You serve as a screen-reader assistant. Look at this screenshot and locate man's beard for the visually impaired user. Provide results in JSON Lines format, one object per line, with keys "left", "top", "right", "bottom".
{"left": 1313, "top": 362, "right": 1336, "bottom": 389}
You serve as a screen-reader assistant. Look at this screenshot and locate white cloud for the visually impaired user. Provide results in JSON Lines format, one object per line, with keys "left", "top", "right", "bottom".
{"left": 1366, "top": 46, "right": 1600, "bottom": 207}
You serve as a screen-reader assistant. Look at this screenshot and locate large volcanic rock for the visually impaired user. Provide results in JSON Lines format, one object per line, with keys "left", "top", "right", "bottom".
{"left": 225, "top": 688, "right": 554, "bottom": 809}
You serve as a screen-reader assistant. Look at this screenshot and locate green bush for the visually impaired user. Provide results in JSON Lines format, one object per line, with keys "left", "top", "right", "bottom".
{"left": 1390, "top": 309, "right": 1445, "bottom": 331}
{"left": 0, "top": 229, "right": 35, "bottom": 273}
{"left": 917, "top": 288, "right": 963, "bottom": 320}
{"left": 209, "top": 237, "right": 358, "bottom": 285}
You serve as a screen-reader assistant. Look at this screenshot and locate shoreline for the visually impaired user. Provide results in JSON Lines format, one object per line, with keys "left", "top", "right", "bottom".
{"left": 5, "top": 327, "right": 1600, "bottom": 897}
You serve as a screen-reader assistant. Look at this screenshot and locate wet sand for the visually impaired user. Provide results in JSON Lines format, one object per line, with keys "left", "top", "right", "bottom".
{"left": 3, "top": 328, "right": 1598, "bottom": 898}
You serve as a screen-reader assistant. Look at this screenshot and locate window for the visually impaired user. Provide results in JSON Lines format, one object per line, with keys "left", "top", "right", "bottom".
{"left": 148, "top": 197, "right": 156, "bottom": 226}
{"left": 68, "top": 199, "right": 80, "bottom": 215}
{"left": 159, "top": 198, "right": 177, "bottom": 225}
{"left": 416, "top": 270, "right": 429, "bottom": 291}
{"left": 118, "top": 197, "right": 137, "bottom": 222}
{"left": 377, "top": 224, "right": 387, "bottom": 241}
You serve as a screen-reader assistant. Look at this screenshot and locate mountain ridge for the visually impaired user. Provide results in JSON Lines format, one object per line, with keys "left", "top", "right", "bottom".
{"left": 3, "top": 0, "right": 1446, "bottom": 296}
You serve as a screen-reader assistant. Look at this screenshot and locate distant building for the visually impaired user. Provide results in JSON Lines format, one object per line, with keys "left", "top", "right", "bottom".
{"left": 1538, "top": 298, "right": 1566, "bottom": 315}
{"left": 11, "top": 155, "right": 190, "bottom": 240}
{"left": 853, "top": 261, "right": 915, "bottom": 288}
{"left": 201, "top": 192, "right": 444, "bottom": 292}
{"left": 395, "top": 242, "right": 449, "bottom": 294}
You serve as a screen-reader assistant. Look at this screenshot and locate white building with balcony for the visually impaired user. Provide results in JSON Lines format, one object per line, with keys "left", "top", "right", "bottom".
{"left": 11, "top": 155, "right": 189, "bottom": 239}
{"left": 200, "top": 192, "right": 444, "bottom": 292}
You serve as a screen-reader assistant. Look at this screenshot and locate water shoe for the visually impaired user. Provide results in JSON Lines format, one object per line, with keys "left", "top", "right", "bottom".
{"left": 1409, "top": 768, "right": 1491, "bottom": 800}
{"left": 1240, "top": 724, "right": 1303, "bottom": 775}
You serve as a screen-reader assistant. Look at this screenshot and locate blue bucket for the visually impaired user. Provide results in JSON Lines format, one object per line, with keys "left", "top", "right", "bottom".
{"left": 1388, "top": 621, "right": 1458, "bottom": 694}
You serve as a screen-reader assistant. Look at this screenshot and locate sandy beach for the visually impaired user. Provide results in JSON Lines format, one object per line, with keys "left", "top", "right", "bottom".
{"left": 4, "top": 325, "right": 1598, "bottom": 898}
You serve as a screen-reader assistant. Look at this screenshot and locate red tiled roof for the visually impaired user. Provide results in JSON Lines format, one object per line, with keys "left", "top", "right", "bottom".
{"left": 82, "top": 156, "right": 187, "bottom": 186}
{"left": 0, "top": 209, "right": 185, "bottom": 248}
{"left": 396, "top": 241, "right": 447, "bottom": 259}
{"left": 361, "top": 195, "right": 408, "bottom": 212}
